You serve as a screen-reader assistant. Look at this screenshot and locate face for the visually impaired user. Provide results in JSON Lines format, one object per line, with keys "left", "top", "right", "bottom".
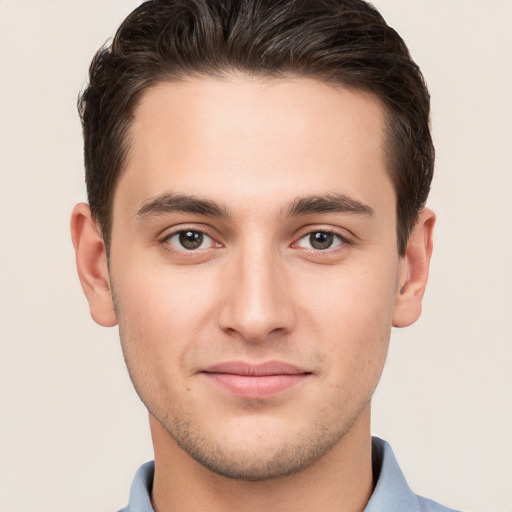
{"left": 108, "top": 77, "right": 404, "bottom": 480}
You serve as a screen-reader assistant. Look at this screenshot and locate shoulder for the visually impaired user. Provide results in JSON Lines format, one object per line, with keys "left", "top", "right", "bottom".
{"left": 417, "top": 495, "right": 466, "bottom": 512}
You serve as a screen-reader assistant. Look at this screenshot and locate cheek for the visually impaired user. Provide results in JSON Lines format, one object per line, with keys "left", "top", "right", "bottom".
{"left": 295, "top": 259, "right": 397, "bottom": 377}
{"left": 297, "top": 257, "right": 398, "bottom": 331}
{"left": 111, "top": 258, "right": 227, "bottom": 391}
{"left": 112, "top": 273, "right": 197, "bottom": 414}
{"left": 114, "top": 259, "right": 218, "bottom": 333}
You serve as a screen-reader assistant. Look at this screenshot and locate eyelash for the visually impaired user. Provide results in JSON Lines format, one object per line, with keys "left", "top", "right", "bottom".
{"left": 158, "top": 226, "right": 350, "bottom": 256}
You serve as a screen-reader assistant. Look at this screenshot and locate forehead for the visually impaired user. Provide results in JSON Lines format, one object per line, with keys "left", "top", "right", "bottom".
{"left": 117, "top": 76, "right": 394, "bottom": 218}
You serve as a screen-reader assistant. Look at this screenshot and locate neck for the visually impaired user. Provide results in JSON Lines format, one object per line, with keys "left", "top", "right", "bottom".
{"left": 149, "top": 406, "right": 374, "bottom": 512}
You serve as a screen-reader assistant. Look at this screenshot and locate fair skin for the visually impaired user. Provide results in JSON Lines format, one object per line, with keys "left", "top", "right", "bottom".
{"left": 71, "top": 76, "right": 434, "bottom": 512}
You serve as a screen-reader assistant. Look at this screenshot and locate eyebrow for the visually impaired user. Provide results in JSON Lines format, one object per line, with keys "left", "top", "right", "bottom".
{"left": 136, "top": 193, "right": 230, "bottom": 219}
{"left": 283, "top": 193, "right": 374, "bottom": 218}
{"left": 136, "top": 192, "right": 373, "bottom": 220}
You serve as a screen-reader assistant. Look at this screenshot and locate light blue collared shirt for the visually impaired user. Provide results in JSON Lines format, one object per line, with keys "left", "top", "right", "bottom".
{"left": 118, "top": 437, "right": 463, "bottom": 512}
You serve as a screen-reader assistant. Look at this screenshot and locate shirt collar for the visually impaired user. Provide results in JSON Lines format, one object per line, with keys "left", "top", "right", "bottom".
{"left": 122, "top": 460, "right": 154, "bottom": 512}
{"left": 365, "top": 437, "right": 420, "bottom": 511}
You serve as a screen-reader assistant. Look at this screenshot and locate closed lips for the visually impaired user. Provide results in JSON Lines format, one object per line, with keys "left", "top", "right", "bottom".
{"left": 201, "top": 361, "right": 312, "bottom": 399}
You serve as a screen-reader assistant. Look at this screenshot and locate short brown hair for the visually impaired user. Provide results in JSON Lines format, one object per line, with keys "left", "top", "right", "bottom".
{"left": 79, "top": 0, "right": 434, "bottom": 255}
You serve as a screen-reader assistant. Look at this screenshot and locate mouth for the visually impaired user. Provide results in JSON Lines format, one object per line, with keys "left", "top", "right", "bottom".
{"left": 200, "top": 361, "right": 312, "bottom": 400}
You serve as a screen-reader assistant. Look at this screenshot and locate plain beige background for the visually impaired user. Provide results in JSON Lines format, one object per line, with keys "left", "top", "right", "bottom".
{"left": 0, "top": 1, "right": 511, "bottom": 511}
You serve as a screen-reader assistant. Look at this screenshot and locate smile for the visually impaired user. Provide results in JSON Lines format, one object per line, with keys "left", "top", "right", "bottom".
{"left": 201, "top": 361, "right": 312, "bottom": 400}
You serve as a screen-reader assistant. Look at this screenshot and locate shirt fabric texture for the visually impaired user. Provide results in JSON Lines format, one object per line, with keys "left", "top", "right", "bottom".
{"left": 118, "top": 437, "right": 463, "bottom": 512}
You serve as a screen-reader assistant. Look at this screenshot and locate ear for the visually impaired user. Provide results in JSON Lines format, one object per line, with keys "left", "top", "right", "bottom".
{"left": 70, "top": 203, "right": 117, "bottom": 327}
{"left": 393, "top": 208, "right": 435, "bottom": 328}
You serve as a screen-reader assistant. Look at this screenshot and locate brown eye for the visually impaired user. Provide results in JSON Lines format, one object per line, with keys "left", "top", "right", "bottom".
{"left": 165, "top": 230, "right": 213, "bottom": 251}
{"left": 309, "top": 232, "right": 334, "bottom": 250}
{"left": 179, "top": 231, "right": 204, "bottom": 250}
{"left": 296, "top": 231, "right": 344, "bottom": 251}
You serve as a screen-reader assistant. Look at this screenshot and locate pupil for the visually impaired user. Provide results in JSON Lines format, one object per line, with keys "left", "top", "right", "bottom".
{"left": 179, "top": 231, "right": 203, "bottom": 250}
{"left": 310, "top": 232, "right": 333, "bottom": 250}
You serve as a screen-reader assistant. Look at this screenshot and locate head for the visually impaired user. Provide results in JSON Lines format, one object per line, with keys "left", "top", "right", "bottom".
{"left": 72, "top": 0, "right": 435, "bottom": 483}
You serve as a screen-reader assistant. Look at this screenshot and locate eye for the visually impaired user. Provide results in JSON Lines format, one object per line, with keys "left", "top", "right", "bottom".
{"left": 295, "top": 231, "right": 344, "bottom": 250}
{"left": 165, "top": 230, "right": 217, "bottom": 251}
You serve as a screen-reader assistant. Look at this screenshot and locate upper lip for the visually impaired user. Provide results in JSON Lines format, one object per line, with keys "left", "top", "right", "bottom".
{"left": 202, "top": 361, "right": 311, "bottom": 376}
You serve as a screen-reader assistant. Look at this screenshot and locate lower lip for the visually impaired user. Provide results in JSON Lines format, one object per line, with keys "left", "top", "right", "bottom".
{"left": 203, "top": 373, "right": 309, "bottom": 399}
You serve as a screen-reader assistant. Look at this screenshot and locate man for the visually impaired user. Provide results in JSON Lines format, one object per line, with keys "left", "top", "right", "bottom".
{"left": 71, "top": 1, "right": 462, "bottom": 511}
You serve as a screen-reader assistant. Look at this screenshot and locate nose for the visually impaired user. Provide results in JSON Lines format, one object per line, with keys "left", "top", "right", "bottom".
{"left": 217, "top": 243, "right": 296, "bottom": 344}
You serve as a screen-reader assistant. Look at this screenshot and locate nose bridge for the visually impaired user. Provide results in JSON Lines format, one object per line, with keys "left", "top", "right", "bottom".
{"left": 218, "top": 235, "right": 295, "bottom": 342}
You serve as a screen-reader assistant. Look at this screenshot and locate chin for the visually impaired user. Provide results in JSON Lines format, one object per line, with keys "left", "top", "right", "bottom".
{"left": 157, "top": 410, "right": 353, "bottom": 481}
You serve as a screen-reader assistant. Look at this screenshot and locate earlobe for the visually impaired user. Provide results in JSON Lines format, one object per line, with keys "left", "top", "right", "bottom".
{"left": 393, "top": 208, "right": 435, "bottom": 328}
{"left": 70, "top": 203, "right": 117, "bottom": 327}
